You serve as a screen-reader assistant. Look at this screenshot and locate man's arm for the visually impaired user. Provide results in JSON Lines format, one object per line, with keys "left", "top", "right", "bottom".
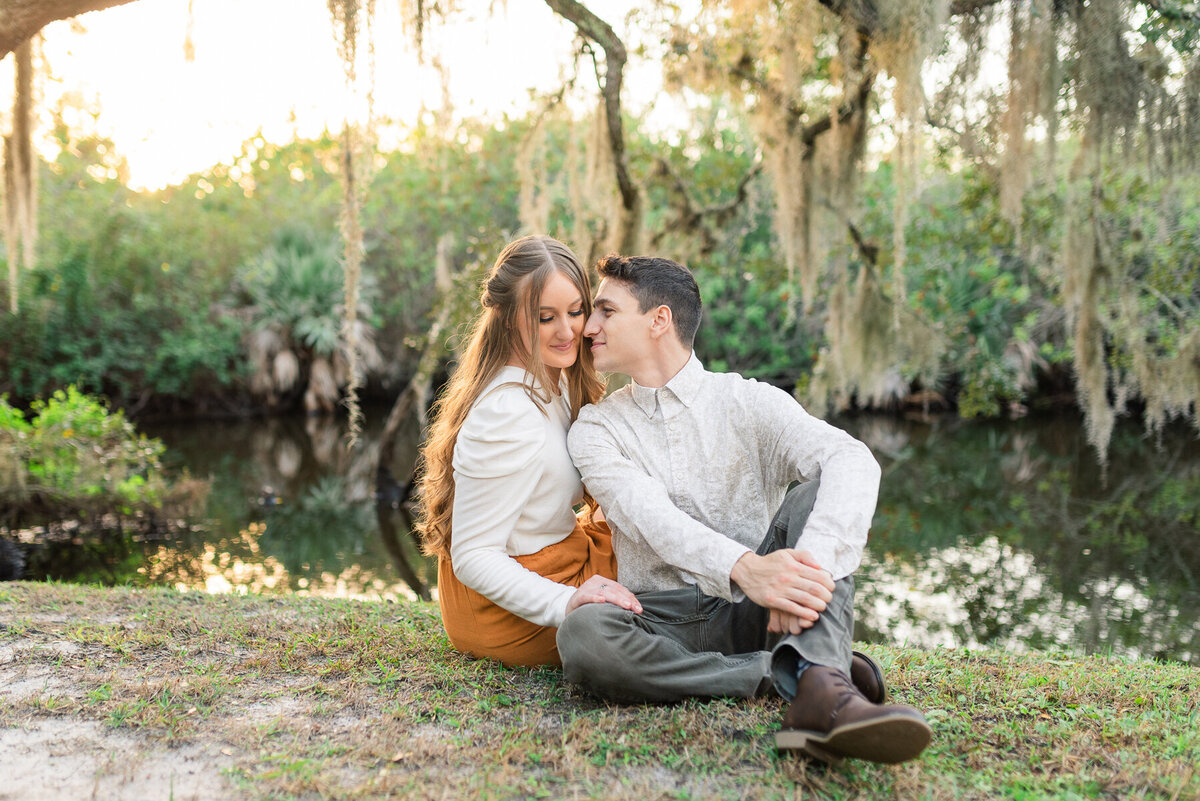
{"left": 726, "top": 381, "right": 880, "bottom": 630}
{"left": 568, "top": 410, "right": 751, "bottom": 601}
{"left": 754, "top": 383, "right": 881, "bottom": 581}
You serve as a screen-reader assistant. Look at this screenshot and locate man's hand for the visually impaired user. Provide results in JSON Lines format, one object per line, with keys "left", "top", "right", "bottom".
{"left": 730, "top": 549, "right": 834, "bottom": 633}
{"left": 565, "top": 574, "right": 643, "bottom": 616}
{"left": 769, "top": 608, "right": 815, "bottom": 635}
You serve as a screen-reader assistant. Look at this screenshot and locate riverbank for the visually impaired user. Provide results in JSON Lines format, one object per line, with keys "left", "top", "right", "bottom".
{"left": 2, "top": 582, "right": 1197, "bottom": 800}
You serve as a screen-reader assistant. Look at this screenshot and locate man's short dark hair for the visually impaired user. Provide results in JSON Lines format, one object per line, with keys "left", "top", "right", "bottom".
{"left": 595, "top": 254, "right": 702, "bottom": 348}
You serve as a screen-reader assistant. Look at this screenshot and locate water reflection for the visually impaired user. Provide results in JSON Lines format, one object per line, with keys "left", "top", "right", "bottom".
{"left": 16, "top": 411, "right": 438, "bottom": 602}
{"left": 9, "top": 409, "right": 1199, "bottom": 665}
{"left": 845, "top": 415, "right": 1200, "bottom": 665}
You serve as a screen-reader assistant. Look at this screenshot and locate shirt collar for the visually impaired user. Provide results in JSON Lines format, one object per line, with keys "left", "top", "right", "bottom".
{"left": 629, "top": 353, "right": 705, "bottom": 418}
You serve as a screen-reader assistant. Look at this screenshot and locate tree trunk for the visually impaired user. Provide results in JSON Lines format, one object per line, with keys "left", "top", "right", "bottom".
{"left": 4, "top": 36, "right": 34, "bottom": 312}
{"left": 373, "top": 291, "right": 452, "bottom": 504}
{"left": 543, "top": 0, "right": 641, "bottom": 253}
{"left": 0, "top": 0, "right": 144, "bottom": 60}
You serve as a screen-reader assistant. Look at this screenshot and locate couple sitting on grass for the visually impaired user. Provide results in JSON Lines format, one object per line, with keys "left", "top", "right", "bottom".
{"left": 415, "top": 235, "right": 931, "bottom": 766}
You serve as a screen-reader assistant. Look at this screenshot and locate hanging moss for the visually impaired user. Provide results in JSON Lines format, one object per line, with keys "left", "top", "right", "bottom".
{"left": 518, "top": 116, "right": 553, "bottom": 235}
{"left": 999, "top": 0, "right": 1057, "bottom": 238}
{"left": 344, "top": 0, "right": 1198, "bottom": 459}
{"left": 4, "top": 36, "right": 37, "bottom": 314}
{"left": 873, "top": 0, "right": 950, "bottom": 324}
{"left": 563, "top": 108, "right": 624, "bottom": 265}
{"left": 4, "top": 134, "right": 16, "bottom": 313}
{"left": 183, "top": 0, "right": 196, "bottom": 62}
{"left": 1052, "top": 0, "right": 1200, "bottom": 460}
{"left": 663, "top": 0, "right": 956, "bottom": 413}
{"left": 326, "top": 0, "right": 379, "bottom": 444}
{"left": 809, "top": 260, "right": 944, "bottom": 414}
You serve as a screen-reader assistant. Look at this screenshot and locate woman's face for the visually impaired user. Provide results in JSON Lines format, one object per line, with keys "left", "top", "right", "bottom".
{"left": 515, "top": 270, "right": 586, "bottom": 379}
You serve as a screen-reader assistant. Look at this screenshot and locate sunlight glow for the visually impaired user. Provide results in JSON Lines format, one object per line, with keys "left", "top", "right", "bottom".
{"left": 15, "top": 0, "right": 643, "bottom": 190}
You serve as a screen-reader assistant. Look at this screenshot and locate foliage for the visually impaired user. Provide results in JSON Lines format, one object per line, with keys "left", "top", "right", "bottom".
{"left": 1, "top": 71, "right": 1194, "bottom": 437}
{"left": 635, "top": 0, "right": 1200, "bottom": 458}
{"left": 0, "top": 135, "right": 247, "bottom": 407}
{"left": 1, "top": 249, "right": 245, "bottom": 405}
{"left": 236, "top": 227, "right": 384, "bottom": 412}
{"left": 852, "top": 165, "right": 1062, "bottom": 415}
{"left": 362, "top": 117, "right": 526, "bottom": 336}
{"left": 238, "top": 227, "right": 375, "bottom": 356}
{"left": 1078, "top": 170, "right": 1200, "bottom": 436}
{"left": 693, "top": 251, "right": 819, "bottom": 384}
{"left": 0, "top": 387, "right": 171, "bottom": 528}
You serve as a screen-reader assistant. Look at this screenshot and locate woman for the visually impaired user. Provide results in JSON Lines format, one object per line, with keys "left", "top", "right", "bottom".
{"left": 415, "top": 235, "right": 641, "bottom": 667}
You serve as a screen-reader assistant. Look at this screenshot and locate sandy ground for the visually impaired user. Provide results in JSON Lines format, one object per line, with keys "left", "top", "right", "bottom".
{"left": 1, "top": 636, "right": 235, "bottom": 801}
{"left": 0, "top": 718, "right": 231, "bottom": 801}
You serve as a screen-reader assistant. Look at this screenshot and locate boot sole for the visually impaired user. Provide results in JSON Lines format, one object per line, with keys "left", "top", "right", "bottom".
{"left": 776, "top": 713, "right": 932, "bottom": 764}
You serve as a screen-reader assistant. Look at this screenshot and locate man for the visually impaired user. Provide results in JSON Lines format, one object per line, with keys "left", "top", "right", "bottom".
{"left": 558, "top": 254, "right": 931, "bottom": 765}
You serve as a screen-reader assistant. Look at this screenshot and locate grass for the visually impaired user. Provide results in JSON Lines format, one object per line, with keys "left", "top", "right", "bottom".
{"left": 1, "top": 580, "right": 1198, "bottom": 800}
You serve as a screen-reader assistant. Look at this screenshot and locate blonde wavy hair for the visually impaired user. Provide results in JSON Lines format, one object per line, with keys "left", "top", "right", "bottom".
{"left": 415, "top": 235, "right": 605, "bottom": 560}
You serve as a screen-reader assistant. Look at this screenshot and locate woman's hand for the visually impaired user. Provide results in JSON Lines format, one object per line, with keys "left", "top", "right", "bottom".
{"left": 565, "top": 574, "right": 642, "bottom": 615}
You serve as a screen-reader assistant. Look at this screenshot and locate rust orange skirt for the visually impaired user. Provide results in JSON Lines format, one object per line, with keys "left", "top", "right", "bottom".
{"left": 437, "top": 515, "right": 616, "bottom": 668}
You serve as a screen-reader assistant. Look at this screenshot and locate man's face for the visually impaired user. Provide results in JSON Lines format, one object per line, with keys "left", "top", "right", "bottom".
{"left": 584, "top": 278, "right": 655, "bottom": 374}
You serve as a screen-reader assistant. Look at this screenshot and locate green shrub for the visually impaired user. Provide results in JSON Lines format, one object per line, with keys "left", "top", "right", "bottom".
{"left": 0, "top": 387, "right": 173, "bottom": 529}
{"left": 694, "top": 255, "right": 819, "bottom": 386}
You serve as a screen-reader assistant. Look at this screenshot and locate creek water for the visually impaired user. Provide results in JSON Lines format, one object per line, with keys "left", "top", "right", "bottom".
{"left": 14, "top": 409, "right": 1200, "bottom": 666}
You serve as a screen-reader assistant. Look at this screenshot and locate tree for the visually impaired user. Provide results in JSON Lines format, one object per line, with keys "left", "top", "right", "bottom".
{"left": 544, "top": 0, "right": 642, "bottom": 256}
{"left": 2, "top": 0, "right": 147, "bottom": 312}
{"left": 0, "top": 0, "right": 141, "bottom": 60}
{"left": 602, "top": 0, "right": 1199, "bottom": 458}
{"left": 368, "top": 0, "right": 1195, "bottom": 465}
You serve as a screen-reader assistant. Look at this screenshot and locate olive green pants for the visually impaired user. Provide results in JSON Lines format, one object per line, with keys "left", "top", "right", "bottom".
{"left": 556, "top": 481, "right": 856, "bottom": 703}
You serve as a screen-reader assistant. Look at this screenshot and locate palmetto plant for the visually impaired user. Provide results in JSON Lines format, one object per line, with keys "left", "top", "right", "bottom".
{"left": 239, "top": 228, "right": 382, "bottom": 414}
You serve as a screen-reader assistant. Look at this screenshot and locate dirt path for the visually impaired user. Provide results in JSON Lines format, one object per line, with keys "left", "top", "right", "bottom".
{"left": 0, "top": 718, "right": 229, "bottom": 800}
{"left": 2, "top": 628, "right": 245, "bottom": 800}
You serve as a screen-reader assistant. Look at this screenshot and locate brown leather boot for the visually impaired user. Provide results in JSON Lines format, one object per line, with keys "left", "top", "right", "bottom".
{"left": 851, "top": 651, "right": 886, "bottom": 704}
{"left": 776, "top": 665, "right": 931, "bottom": 764}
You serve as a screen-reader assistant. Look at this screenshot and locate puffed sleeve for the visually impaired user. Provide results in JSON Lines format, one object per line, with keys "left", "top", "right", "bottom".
{"left": 449, "top": 384, "right": 576, "bottom": 627}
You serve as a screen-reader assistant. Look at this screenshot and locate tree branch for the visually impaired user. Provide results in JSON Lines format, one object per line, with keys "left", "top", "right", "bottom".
{"left": 815, "top": 0, "right": 881, "bottom": 36}
{"left": 846, "top": 218, "right": 878, "bottom": 266}
{"left": 948, "top": 0, "right": 1004, "bottom": 16}
{"left": 0, "top": 0, "right": 143, "bottom": 60}
{"left": 729, "top": 59, "right": 806, "bottom": 133}
{"left": 650, "top": 159, "right": 762, "bottom": 253}
{"left": 800, "top": 70, "right": 876, "bottom": 149}
{"left": 543, "top": 0, "right": 639, "bottom": 221}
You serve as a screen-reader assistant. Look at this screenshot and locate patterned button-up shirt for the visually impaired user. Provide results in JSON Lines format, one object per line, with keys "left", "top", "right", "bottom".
{"left": 567, "top": 355, "right": 880, "bottom": 601}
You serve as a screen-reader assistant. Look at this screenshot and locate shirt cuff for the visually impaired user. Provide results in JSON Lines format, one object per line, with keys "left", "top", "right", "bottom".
{"left": 547, "top": 586, "right": 575, "bottom": 628}
{"left": 707, "top": 542, "right": 752, "bottom": 602}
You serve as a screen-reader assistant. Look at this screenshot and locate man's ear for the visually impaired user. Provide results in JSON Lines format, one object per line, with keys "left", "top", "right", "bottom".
{"left": 647, "top": 304, "right": 674, "bottom": 340}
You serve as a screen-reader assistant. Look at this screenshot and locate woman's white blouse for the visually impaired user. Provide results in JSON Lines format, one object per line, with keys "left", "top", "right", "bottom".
{"left": 449, "top": 366, "right": 583, "bottom": 627}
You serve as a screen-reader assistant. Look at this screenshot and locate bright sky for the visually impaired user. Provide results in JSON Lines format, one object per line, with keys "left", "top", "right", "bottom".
{"left": 15, "top": 0, "right": 666, "bottom": 190}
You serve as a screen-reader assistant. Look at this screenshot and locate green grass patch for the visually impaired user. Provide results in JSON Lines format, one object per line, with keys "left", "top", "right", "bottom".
{"left": 1, "top": 580, "right": 1197, "bottom": 800}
